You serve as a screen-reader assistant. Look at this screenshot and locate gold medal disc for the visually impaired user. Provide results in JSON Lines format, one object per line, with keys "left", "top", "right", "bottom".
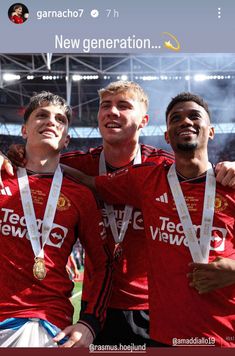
{"left": 33, "top": 257, "right": 47, "bottom": 280}
{"left": 113, "top": 243, "right": 123, "bottom": 262}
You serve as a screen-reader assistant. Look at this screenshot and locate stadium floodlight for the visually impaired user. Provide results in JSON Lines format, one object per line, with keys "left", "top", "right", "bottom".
{"left": 142, "top": 75, "right": 158, "bottom": 81}
{"left": 72, "top": 74, "right": 99, "bottom": 81}
{"left": 194, "top": 74, "right": 207, "bottom": 82}
{"left": 3, "top": 73, "right": 21, "bottom": 81}
{"left": 42, "top": 75, "right": 54, "bottom": 80}
{"left": 120, "top": 74, "right": 128, "bottom": 81}
{"left": 72, "top": 74, "right": 82, "bottom": 81}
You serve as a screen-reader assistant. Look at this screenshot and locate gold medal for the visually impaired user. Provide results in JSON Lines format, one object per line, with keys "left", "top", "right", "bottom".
{"left": 113, "top": 243, "right": 123, "bottom": 262}
{"left": 33, "top": 257, "right": 47, "bottom": 280}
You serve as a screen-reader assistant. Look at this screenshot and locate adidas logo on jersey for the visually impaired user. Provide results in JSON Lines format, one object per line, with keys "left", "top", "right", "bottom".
{"left": 0, "top": 186, "right": 12, "bottom": 196}
{"left": 155, "top": 193, "right": 168, "bottom": 203}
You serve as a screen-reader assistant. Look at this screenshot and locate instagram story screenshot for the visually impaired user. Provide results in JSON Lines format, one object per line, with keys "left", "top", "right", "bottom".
{"left": 0, "top": 0, "right": 235, "bottom": 355}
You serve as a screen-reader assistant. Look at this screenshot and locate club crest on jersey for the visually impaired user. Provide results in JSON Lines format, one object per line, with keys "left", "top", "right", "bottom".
{"left": 215, "top": 194, "right": 228, "bottom": 213}
{"left": 57, "top": 193, "right": 71, "bottom": 211}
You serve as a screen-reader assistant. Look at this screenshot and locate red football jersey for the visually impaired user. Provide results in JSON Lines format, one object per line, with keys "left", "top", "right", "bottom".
{"left": 61, "top": 144, "right": 174, "bottom": 309}
{"left": 0, "top": 170, "right": 112, "bottom": 334}
{"left": 10, "top": 15, "right": 24, "bottom": 24}
{"left": 95, "top": 162, "right": 235, "bottom": 347}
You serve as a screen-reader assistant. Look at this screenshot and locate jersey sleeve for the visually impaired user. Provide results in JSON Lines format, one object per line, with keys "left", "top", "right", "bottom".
{"left": 76, "top": 188, "right": 112, "bottom": 337}
{"left": 60, "top": 150, "right": 85, "bottom": 170}
{"left": 60, "top": 149, "right": 100, "bottom": 175}
{"left": 95, "top": 163, "right": 155, "bottom": 209}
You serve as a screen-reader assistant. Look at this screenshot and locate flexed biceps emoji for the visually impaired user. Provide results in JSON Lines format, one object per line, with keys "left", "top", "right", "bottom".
{"left": 162, "top": 32, "right": 180, "bottom": 51}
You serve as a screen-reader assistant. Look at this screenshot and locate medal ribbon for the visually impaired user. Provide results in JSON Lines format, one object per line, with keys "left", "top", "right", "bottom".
{"left": 167, "top": 163, "right": 216, "bottom": 263}
{"left": 17, "top": 165, "right": 63, "bottom": 259}
{"left": 99, "top": 145, "right": 141, "bottom": 244}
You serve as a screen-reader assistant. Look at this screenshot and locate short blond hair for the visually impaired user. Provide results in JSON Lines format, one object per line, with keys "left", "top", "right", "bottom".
{"left": 98, "top": 81, "right": 149, "bottom": 112}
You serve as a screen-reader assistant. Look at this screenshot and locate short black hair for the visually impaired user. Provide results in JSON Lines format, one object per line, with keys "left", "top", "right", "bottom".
{"left": 165, "top": 92, "right": 211, "bottom": 122}
{"left": 24, "top": 91, "right": 72, "bottom": 123}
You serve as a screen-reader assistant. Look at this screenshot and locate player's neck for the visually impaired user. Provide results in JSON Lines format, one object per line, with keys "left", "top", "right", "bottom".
{"left": 25, "top": 148, "right": 60, "bottom": 173}
{"left": 102, "top": 140, "right": 140, "bottom": 168}
{"left": 175, "top": 151, "right": 209, "bottom": 178}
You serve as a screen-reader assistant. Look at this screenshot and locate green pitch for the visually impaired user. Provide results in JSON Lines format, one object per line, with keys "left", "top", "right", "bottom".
{"left": 71, "top": 281, "right": 83, "bottom": 323}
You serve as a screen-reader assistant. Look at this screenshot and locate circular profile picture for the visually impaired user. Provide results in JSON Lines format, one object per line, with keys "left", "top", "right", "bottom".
{"left": 8, "top": 3, "right": 29, "bottom": 24}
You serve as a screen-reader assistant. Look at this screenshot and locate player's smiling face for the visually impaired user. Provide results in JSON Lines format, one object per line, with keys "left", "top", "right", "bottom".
{"left": 15, "top": 7, "right": 23, "bottom": 15}
{"left": 22, "top": 104, "right": 70, "bottom": 151}
{"left": 98, "top": 91, "right": 148, "bottom": 145}
{"left": 165, "top": 101, "right": 214, "bottom": 153}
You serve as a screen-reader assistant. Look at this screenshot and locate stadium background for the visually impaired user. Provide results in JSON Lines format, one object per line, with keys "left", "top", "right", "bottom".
{"left": 1, "top": 53, "right": 235, "bottom": 320}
